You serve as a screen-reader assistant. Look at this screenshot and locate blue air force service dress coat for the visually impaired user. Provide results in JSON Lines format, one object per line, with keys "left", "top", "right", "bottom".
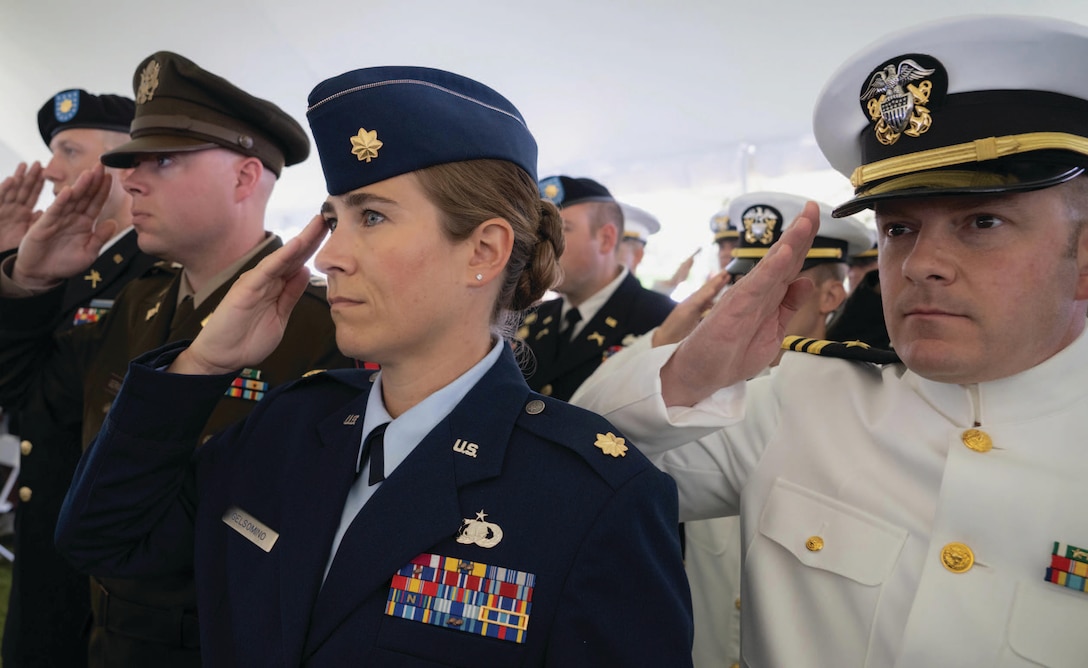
{"left": 571, "top": 330, "right": 1088, "bottom": 667}
{"left": 0, "top": 236, "right": 353, "bottom": 667}
{"left": 56, "top": 342, "right": 694, "bottom": 667}
{"left": 1, "top": 229, "right": 159, "bottom": 668}
{"left": 521, "top": 272, "right": 675, "bottom": 401}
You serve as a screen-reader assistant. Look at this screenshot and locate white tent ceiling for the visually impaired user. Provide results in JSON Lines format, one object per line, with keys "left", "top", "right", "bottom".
{"left": 2, "top": 0, "right": 1085, "bottom": 284}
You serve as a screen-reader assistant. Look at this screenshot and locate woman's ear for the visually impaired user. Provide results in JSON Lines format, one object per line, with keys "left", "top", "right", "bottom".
{"left": 468, "top": 217, "right": 514, "bottom": 285}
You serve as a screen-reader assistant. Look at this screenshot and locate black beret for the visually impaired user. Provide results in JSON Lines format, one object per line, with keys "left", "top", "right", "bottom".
{"left": 538, "top": 175, "right": 614, "bottom": 208}
{"left": 306, "top": 66, "right": 537, "bottom": 196}
{"left": 37, "top": 89, "right": 134, "bottom": 146}
{"left": 101, "top": 51, "right": 309, "bottom": 177}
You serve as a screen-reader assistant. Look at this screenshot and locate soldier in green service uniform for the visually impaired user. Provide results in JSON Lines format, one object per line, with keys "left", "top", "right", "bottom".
{"left": 0, "top": 51, "right": 354, "bottom": 668}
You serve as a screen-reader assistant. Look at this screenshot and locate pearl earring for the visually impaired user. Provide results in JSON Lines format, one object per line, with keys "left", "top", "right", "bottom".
{"left": 475, "top": 273, "right": 484, "bottom": 281}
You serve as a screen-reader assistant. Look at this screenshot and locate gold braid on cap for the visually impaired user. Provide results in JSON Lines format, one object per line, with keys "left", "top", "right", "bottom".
{"left": 850, "top": 131, "right": 1088, "bottom": 188}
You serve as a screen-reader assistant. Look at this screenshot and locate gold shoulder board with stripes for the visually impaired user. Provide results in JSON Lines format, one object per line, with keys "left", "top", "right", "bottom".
{"left": 781, "top": 336, "right": 900, "bottom": 364}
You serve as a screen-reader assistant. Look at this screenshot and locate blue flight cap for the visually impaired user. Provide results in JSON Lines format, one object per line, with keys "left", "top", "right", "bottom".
{"left": 306, "top": 66, "right": 538, "bottom": 196}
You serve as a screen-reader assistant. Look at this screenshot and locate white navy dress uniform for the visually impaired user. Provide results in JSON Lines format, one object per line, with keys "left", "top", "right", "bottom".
{"left": 571, "top": 14, "right": 1088, "bottom": 668}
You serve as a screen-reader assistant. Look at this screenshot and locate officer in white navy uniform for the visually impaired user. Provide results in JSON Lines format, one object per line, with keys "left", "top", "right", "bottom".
{"left": 56, "top": 65, "right": 693, "bottom": 666}
{"left": 616, "top": 201, "right": 659, "bottom": 276}
{"left": 571, "top": 14, "right": 1088, "bottom": 667}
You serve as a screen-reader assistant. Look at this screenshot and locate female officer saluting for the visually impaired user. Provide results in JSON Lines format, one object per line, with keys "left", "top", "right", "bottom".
{"left": 56, "top": 66, "right": 693, "bottom": 666}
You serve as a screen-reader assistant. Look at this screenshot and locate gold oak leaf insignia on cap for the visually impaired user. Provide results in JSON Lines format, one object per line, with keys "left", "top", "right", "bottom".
{"left": 136, "top": 60, "right": 161, "bottom": 104}
{"left": 595, "top": 432, "right": 628, "bottom": 458}
{"left": 350, "top": 128, "right": 382, "bottom": 162}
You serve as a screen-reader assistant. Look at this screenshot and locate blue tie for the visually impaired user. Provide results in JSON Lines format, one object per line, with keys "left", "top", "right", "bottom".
{"left": 357, "top": 423, "right": 389, "bottom": 485}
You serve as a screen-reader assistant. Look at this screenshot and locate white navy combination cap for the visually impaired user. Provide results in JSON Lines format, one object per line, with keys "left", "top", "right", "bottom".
{"left": 709, "top": 206, "right": 738, "bottom": 243}
{"left": 814, "top": 15, "right": 1088, "bottom": 217}
{"left": 618, "top": 202, "right": 660, "bottom": 245}
{"left": 726, "top": 192, "right": 872, "bottom": 275}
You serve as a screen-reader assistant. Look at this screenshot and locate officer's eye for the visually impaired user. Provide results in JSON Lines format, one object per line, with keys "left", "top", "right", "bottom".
{"left": 362, "top": 210, "right": 386, "bottom": 227}
{"left": 323, "top": 216, "right": 338, "bottom": 232}
{"left": 154, "top": 155, "right": 174, "bottom": 168}
{"left": 881, "top": 223, "right": 911, "bottom": 238}
{"left": 971, "top": 215, "right": 1003, "bottom": 230}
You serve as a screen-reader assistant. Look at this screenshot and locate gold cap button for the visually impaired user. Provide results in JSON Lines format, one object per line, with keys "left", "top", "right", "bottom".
{"left": 540, "top": 384, "right": 553, "bottom": 397}
{"left": 19, "top": 440, "right": 32, "bottom": 456}
{"left": 961, "top": 428, "right": 992, "bottom": 453}
{"left": 940, "top": 542, "right": 975, "bottom": 573}
{"left": 734, "top": 597, "right": 741, "bottom": 610}
{"left": 805, "top": 536, "right": 824, "bottom": 552}
{"left": 525, "top": 399, "right": 545, "bottom": 415}
{"left": 18, "top": 486, "right": 31, "bottom": 502}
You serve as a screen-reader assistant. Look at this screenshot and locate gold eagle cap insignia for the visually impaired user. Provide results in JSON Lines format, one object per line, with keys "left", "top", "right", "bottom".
{"left": 136, "top": 60, "right": 161, "bottom": 104}
{"left": 350, "top": 128, "right": 382, "bottom": 162}
{"left": 860, "top": 58, "right": 936, "bottom": 146}
{"left": 742, "top": 206, "right": 779, "bottom": 245}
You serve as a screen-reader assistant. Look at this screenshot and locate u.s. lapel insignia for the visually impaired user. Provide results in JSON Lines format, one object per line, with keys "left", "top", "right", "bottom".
{"left": 587, "top": 331, "right": 605, "bottom": 347}
{"left": 343, "top": 414, "right": 360, "bottom": 426}
{"left": 542, "top": 315, "right": 553, "bottom": 326}
{"left": 456, "top": 510, "right": 503, "bottom": 548}
{"left": 145, "top": 301, "right": 160, "bottom": 321}
{"left": 1046, "top": 541, "right": 1088, "bottom": 594}
{"left": 350, "top": 128, "right": 382, "bottom": 162}
{"left": 534, "top": 328, "right": 550, "bottom": 341}
{"left": 522, "top": 312, "right": 538, "bottom": 326}
{"left": 595, "top": 432, "right": 628, "bottom": 457}
{"left": 605, "top": 316, "right": 618, "bottom": 328}
{"left": 84, "top": 269, "right": 102, "bottom": 288}
{"left": 113, "top": 252, "right": 124, "bottom": 265}
{"left": 860, "top": 55, "right": 944, "bottom": 146}
{"left": 453, "top": 438, "right": 479, "bottom": 458}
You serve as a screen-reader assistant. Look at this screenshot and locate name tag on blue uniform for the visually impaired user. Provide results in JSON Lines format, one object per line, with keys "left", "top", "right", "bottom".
{"left": 222, "top": 507, "right": 279, "bottom": 552}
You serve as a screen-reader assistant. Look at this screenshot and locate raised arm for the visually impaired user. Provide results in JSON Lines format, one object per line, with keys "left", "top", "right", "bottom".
{"left": 660, "top": 202, "right": 819, "bottom": 406}
{"left": 0, "top": 161, "right": 45, "bottom": 253}
{"left": 10, "top": 164, "right": 116, "bottom": 290}
{"left": 170, "top": 213, "right": 329, "bottom": 376}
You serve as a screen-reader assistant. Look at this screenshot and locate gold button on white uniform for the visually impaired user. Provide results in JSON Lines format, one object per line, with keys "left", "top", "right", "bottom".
{"left": 734, "top": 597, "right": 741, "bottom": 610}
{"left": 19, "top": 440, "right": 31, "bottom": 456}
{"left": 961, "top": 428, "right": 992, "bottom": 453}
{"left": 806, "top": 536, "right": 824, "bottom": 552}
{"left": 18, "top": 486, "right": 31, "bottom": 503}
{"left": 940, "top": 542, "right": 975, "bottom": 573}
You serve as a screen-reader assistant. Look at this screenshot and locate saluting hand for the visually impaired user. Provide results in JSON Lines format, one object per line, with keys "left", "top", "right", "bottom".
{"left": 660, "top": 201, "right": 820, "bottom": 407}
{"left": 652, "top": 269, "right": 731, "bottom": 348}
{"left": 0, "top": 162, "right": 45, "bottom": 253}
{"left": 172, "top": 215, "right": 329, "bottom": 376}
{"left": 11, "top": 164, "right": 116, "bottom": 290}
